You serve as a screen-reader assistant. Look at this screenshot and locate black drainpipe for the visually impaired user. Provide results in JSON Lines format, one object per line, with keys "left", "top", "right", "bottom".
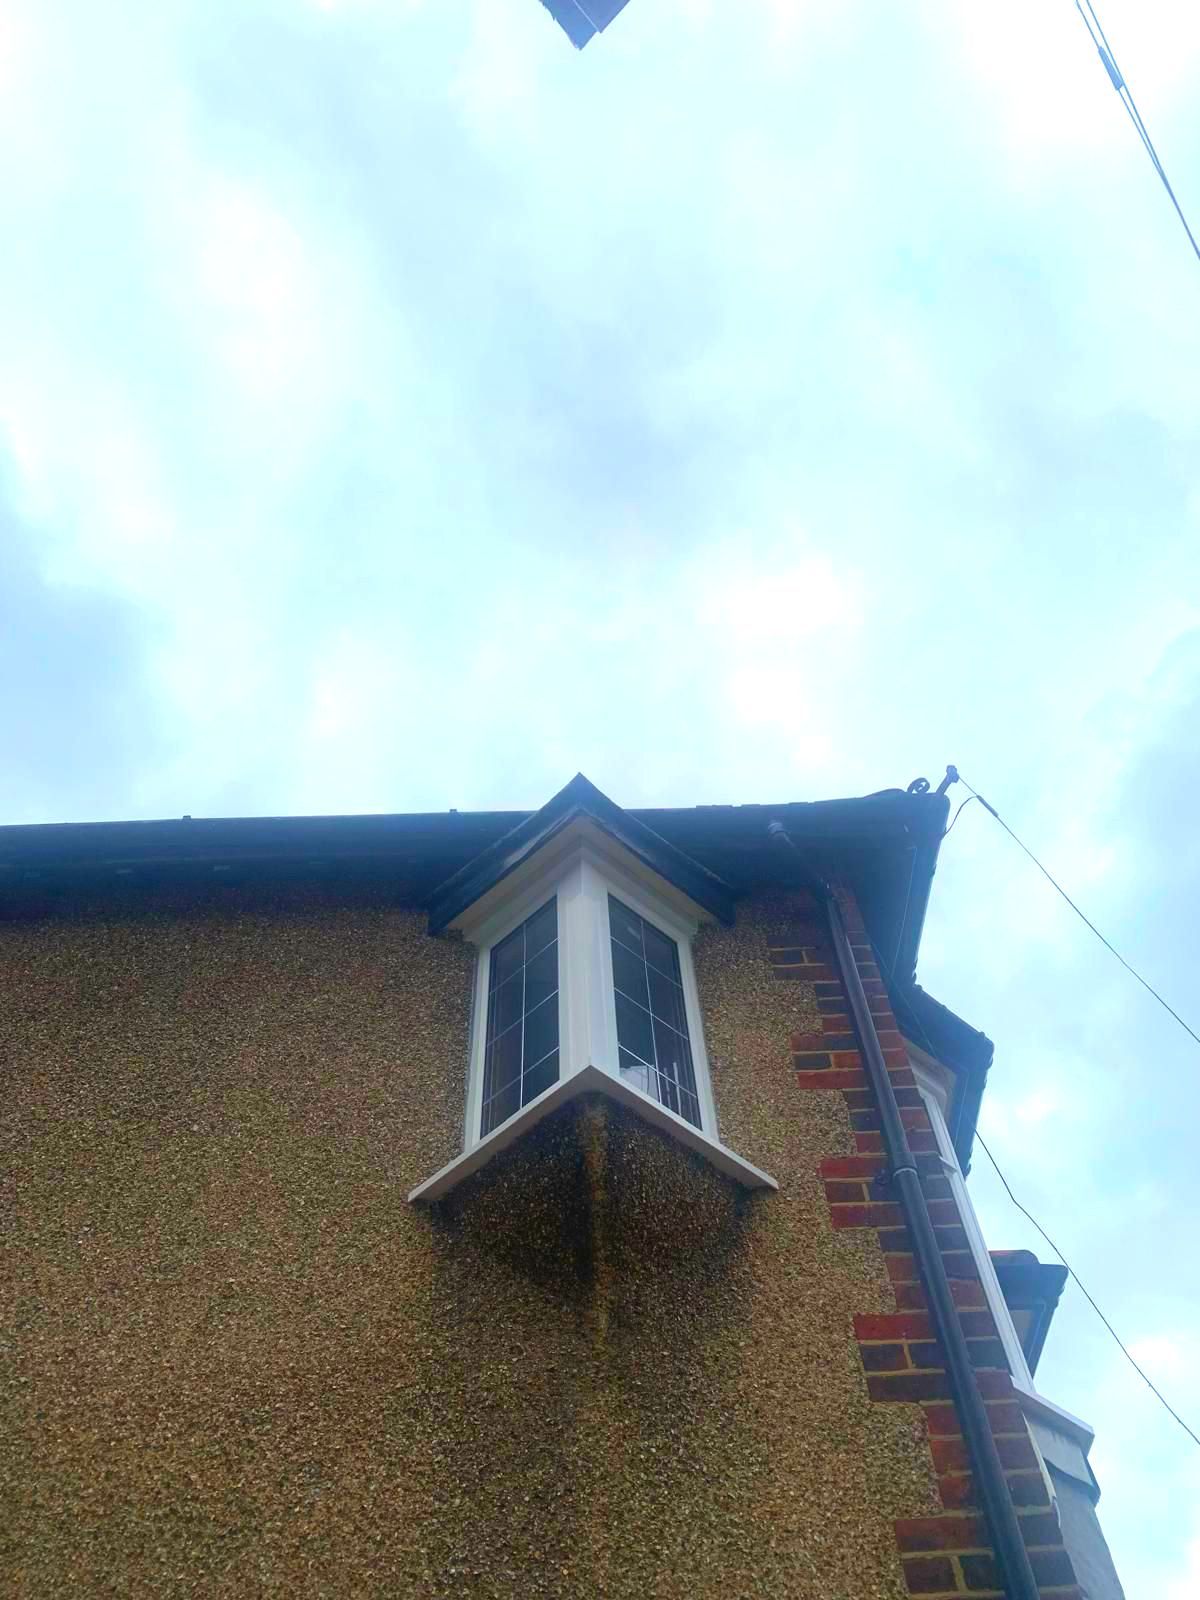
{"left": 767, "top": 825, "right": 1040, "bottom": 1600}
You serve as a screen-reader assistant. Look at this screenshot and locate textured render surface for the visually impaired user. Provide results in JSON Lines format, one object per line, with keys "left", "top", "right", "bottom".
{"left": 2, "top": 893, "right": 938, "bottom": 1598}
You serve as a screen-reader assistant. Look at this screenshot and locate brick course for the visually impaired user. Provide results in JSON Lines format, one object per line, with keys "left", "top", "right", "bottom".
{"left": 777, "top": 888, "right": 1078, "bottom": 1600}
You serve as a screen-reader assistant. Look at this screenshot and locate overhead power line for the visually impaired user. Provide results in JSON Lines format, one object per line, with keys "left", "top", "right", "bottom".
{"left": 877, "top": 818, "right": 1200, "bottom": 1451}
{"left": 956, "top": 774, "right": 1200, "bottom": 1050}
{"left": 1074, "top": 0, "right": 1200, "bottom": 265}
{"left": 975, "top": 1134, "right": 1200, "bottom": 1451}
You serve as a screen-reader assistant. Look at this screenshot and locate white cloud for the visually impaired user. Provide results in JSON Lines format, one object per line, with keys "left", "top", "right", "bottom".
{"left": 923, "top": 0, "right": 1200, "bottom": 174}
{"left": 1012, "top": 1086, "right": 1062, "bottom": 1126}
{"left": 691, "top": 549, "right": 863, "bottom": 640}
{"left": 451, "top": 0, "right": 550, "bottom": 140}
{"left": 0, "top": 0, "right": 35, "bottom": 104}
{"left": 189, "top": 179, "right": 326, "bottom": 396}
{"left": 1126, "top": 1332, "right": 1197, "bottom": 1382}
{"left": 929, "top": 0, "right": 1121, "bottom": 166}
{"left": 1166, "top": 1531, "right": 1200, "bottom": 1600}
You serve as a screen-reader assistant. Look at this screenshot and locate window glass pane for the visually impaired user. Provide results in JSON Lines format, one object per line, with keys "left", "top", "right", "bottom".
{"left": 522, "top": 1050, "right": 558, "bottom": 1105}
{"left": 618, "top": 1048, "right": 653, "bottom": 1097}
{"left": 655, "top": 1068, "right": 681, "bottom": 1116}
{"left": 642, "top": 921, "right": 679, "bottom": 978}
{"left": 490, "top": 926, "right": 524, "bottom": 991}
{"left": 522, "top": 994, "right": 558, "bottom": 1071}
{"left": 614, "top": 989, "right": 655, "bottom": 1066}
{"left": 480, "top": 899, "right": 559, "bottom": 1139}
{"left": 484, "top": 1024, "right": 522, "bottom": 1100}
{"left": 524, "top": 941, "right": 558, "bottom": 1013}
{"left": 610, "top": 939, "right": 649, "bottom": 1009}
{"left": 608, "top": 896, "right": 702, "bottom": 1131}
{"left": 524, "top": 899, "right": 558, "bottom": 961}
{"left": 608, "top": 898, "right": 644, "bottom": 956}
{"left": 647, "top": 965, "right": 687, "bottom": 1037}
{"left": 653, "top": 1016, "right": 698, "bottom": 1099}
{"left": 482, "top": 1076, "right": 521, "bottom": 1135}
{"left": 489, "top": 974, "right": 524, "bottom": 1040}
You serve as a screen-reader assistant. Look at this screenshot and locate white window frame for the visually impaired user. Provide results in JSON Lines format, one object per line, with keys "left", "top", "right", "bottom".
{"left": 462, "top": 872, "right": 570, "bottom": 1150}
{"left": 907, "top": 1047, "right": 1035, "bottom": 1388}
{"left": 410, "top": 817, "right": 775, "bottom": 1202}
{"left": 463, "top": 838, "right": 718, "bottom": 1150}
{"left": 595, "top": 868, "right": 720, "bottom": 1139}
{"left": 908, "top": 1045, "right": 1098, "bottom": 1500}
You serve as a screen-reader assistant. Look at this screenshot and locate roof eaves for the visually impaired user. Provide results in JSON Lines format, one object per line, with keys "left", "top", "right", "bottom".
{"left": 890, "top": 982, "right": 993, "bottom": 1174}
{"left": 991, "top": 1251, "right": 1070, "bottom": 1375}
{"left": 426, "top": 774, "right": 737, "bottom": 934}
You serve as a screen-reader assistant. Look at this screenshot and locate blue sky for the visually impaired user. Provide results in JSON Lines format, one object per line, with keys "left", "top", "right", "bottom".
{"left": 3, "top": 0, "right": 1199, "bottom": 1589}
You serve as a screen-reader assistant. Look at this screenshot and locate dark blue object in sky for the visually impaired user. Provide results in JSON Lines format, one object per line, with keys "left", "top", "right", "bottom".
{"left": 539, "top": 0, "right": 634, "bottom": 48}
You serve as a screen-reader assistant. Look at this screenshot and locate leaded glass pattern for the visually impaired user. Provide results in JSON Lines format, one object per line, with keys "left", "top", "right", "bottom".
{"left": 480, "top": 898, "right": 559, "bottom": 1136}
{"left": 608, "top": 895, "right": 701, "bottom": 1129}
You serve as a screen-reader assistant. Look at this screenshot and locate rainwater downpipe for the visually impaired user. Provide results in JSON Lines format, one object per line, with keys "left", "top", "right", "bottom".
{"left": 766, "top": 823, "right": 1040, "bottom": 1600}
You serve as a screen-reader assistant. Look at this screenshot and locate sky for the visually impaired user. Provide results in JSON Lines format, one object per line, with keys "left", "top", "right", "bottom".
{"left": 2, "top": 0, "right": 1198, "bottom": 1589}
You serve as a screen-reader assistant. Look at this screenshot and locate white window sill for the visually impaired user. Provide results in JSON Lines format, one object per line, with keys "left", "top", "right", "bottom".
{"left": 408, "top": 1062, "right": 778, "bottom": 1204}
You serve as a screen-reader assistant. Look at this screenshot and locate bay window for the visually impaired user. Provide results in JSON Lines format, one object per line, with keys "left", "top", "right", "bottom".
{"left": 410, "top": 816, "right": 772, "bottom": 1202}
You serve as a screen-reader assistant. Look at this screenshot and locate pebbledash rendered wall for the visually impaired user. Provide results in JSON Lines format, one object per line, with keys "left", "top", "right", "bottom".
{"left": 1, "top": 886, "right": 1078, "bottom": 1598}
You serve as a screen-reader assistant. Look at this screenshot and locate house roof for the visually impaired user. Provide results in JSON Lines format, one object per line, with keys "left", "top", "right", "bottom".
{"left": 0, "top": 775, "right": 990, "bottom": 1161}
{"left": 0, "top": 779, "right": 945, "bottom": 975}
{"left": 425, "top": 773, "right": 738, "bottom": 932}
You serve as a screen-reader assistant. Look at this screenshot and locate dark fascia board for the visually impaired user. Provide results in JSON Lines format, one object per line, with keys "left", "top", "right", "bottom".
{"left": 0, "top": 788, "right": 945, "bottom": 881}
{"left": 0, "top": 786, "right": 950, "bottom": 985}
{"left": 890, "top": 982, "right": 993, "bottom": 1174}
{"left": 991, "top": 1252, "right": 1069, "bottom": 1376}
{"left": 640, "top": 787, "right": 950, "bottom": 990}
{"left": 0, "top": 810, "right": 528, "bottom": 873}
{"left": 0, "top": 789, "right": 932, "bottom": 869}
{"left": 425, "top": 773, "right": 737, "bottom": 933}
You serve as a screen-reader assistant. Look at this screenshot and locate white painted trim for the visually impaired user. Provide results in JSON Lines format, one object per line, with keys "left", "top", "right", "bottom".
{"left": 449, "top": 816, "right": 715, "bottom": 944}
{"left": 408, "top": 1064, "right": 777, "bottom": 1203}
{"left": 463, "top": 862, "right": 579, "bottom": 1152}
{"left": 1012, "top": 1382, "right": 1096, "bottom": 1454}
{"left": 559, "top": 858, "right": 595, "bottom": 1095}
{"left": 459, "top": 845, "right": 578, "bottom": 952}
{"left": 909, "top": 1050, "right": 1097, "bottom": 1494}
{"left": 912, "top": 1076, "right": 1035, "bottom": 1390}
{"left": 907, "top": 1045, "right": 955, "bottom": 1125}
{"left": 456, "top": 825, "right": 722, "bottom": 1154}
{"left": 587, "top": 860, "right": 718, "bottom": 1139}
{"left": 463, "top": 938, "right": 490, "bottom": 1146}
{"left": 410, "top": 1068, "right": 588, "bottom": 1203}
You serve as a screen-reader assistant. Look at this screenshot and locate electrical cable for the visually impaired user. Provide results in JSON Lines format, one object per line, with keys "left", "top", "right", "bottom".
{"left": 942, "top": 794, "right": 979, "bottom": 839}
{"left": 875, "top": 818, "right": 1200, "bottom": 1451}
{"left": 975, "top": 1133, "right": 1200, "bottom": 1451}
{"left": 956, "top": 775, "right": 1200, "bottom": 1050}
{"left": 1076, "top": 4, "right": 1183, "bottom": 189}
{"left": 1073, "top": 0, "right": 1200, "bottom": 265}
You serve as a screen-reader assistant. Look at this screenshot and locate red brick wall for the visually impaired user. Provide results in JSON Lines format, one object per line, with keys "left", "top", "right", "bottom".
{"left": 774, "top": 887, "right": 1082, "bottom": 1600}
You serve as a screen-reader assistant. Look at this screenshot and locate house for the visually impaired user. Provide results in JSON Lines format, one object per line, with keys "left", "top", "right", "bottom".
{"left": 1, "top": 774, "right": 1123, "bottom": 1598}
